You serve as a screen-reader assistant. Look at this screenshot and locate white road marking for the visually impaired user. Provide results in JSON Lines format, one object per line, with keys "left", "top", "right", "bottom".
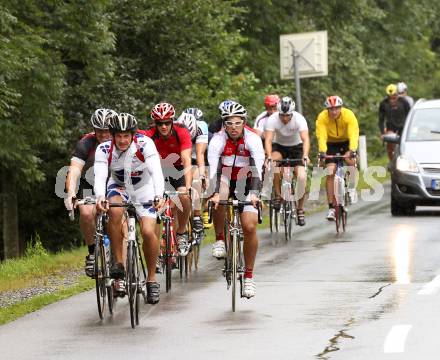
{"left": 384, "top": 325, "right": 412, "bottom": 353}
{"left": 418, "top": 274, "right": 440, "bottom": 295}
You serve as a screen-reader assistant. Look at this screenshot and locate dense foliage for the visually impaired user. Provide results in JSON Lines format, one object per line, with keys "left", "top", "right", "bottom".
{"left": 1, "top": 0, "right": 439, "bottom": 256}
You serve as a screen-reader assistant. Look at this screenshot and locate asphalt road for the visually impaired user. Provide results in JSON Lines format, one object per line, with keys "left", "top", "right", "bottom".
{"left": 2, "top": 184, "right": 440, "bottom": 360}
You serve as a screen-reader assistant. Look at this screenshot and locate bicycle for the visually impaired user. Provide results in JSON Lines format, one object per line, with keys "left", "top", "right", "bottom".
{"left": 318, "top": 154, "right": 356, "bottom": 234}
{"left": 108, "top": 200, "right": 154, "bottom": 328}
{"left": 269, "top": 158, "right": 306, "bottom": 242}
{"left": 208, "top": 199, "right": 262, "bottom": 312}
{"left": 69, "top": 197, "right": 114, "bottom": 320}
{"left": 158, "top": 190, "right": 190, "bottom": 292}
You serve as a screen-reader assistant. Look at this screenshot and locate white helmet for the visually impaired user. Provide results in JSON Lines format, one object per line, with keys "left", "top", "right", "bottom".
{"left": 109, "top": 113, "right": 137, "bottom": 133}
{"left": 324, "top": 95, "right": 344, "bottom": 108}
{"left": 277, "top": 96, "right": 295, "bottom": 114}
{"left": 220, "top": 102, "right": 247, "bottom": 120}
{"left": 177, "top": 112, "right": 198, "bottom": 138}
{"left": 397, "top": 82, "right": 407, "bottom": 94}
{"left": 90, "top": 108, "right": 117, "bottom": 129}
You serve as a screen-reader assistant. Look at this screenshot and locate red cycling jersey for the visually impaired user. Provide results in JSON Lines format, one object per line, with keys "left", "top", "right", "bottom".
{"left": 143, "top": 124, "right": 192, "bottom": 167}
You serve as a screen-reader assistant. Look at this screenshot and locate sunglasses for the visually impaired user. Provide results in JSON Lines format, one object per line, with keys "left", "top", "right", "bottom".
{"left": 224, "top": 120, "right": 244, "bottom": 127}
{"left": 156, "top": 121, "right": 173, "bottom": 127}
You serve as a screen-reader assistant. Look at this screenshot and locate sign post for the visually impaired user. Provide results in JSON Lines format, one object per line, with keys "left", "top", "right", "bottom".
{"left": 280, "top": 31, "right": 328, "bottom": 113}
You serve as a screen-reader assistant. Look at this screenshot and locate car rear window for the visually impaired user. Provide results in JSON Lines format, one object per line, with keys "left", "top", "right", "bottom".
{"left": 407, "top": 108, "right": 440, "bottom": 141}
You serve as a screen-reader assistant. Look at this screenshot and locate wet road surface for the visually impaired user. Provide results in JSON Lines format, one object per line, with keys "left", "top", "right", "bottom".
{"left": 2, "top": 184, "right": 440, "bottom": 359}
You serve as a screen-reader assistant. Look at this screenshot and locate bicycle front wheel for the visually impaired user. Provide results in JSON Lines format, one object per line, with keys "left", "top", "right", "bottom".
{"left": 232, "top": 230, "right": 238, "bottom": 312}
{"left": 342, "top": 206, "right": 347, "bottom": 232}
{"left": 94, "top": 242, "right": 106, "bottom": 320}
{"left": 165, "top": 221, "right": 172, "bottom": 293}
{"left": 126, "top": 242, "right": 138, "bottom": 329}
{"left": 283, "top": 201, "right": 293, "bottom": 242}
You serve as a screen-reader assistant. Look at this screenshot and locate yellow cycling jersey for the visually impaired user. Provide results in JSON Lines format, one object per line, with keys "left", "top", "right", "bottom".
{"left": 315, "top": 107, "right": 359, "bottom": 152}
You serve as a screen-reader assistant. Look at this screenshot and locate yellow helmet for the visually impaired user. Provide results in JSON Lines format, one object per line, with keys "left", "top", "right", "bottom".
{"left": 386, "top": 84, "right": 397, "bottom": 96}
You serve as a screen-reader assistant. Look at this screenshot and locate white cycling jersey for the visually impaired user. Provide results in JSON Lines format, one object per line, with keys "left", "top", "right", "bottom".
{"left": 253, "top": 110, "right": 270, "bottom": 137}
{"left": 192, "top": 120, "right": 208, "bottom": 159}
{"left": 94, "top": 134, "right": 165, "bottom": 204}
{"left": 265, "top": 111, "right": 308, "bottom": 146}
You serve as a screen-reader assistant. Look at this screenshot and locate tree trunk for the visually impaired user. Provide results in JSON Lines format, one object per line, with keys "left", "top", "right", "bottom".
{"left": 2, "top": 172, "right": 19, "bottom": 259}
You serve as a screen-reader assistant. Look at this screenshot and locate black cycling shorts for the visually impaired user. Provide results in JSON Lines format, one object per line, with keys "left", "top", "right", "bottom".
{"left": 325, "top": 141, "right": 349, "bottom": 164}
{"left": 272, "top": 143, "right": 304, "bottom": 166}
{"left": 163, "top": 166, "right": 186, "bottom": 191}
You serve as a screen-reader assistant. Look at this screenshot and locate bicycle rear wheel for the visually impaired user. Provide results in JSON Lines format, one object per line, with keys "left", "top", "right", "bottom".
{"left": 334, "top": 204, "right": 341, "bottom": 233}
{"left": 94, "top": 242, "right": 106, "bottom": 320}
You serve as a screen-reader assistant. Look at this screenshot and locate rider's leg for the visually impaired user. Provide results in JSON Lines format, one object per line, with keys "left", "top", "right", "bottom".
{"left": 107, "top": 195, "right": 126, "bottom": 267}
{"left": 294, "top": 165, "right": 307, "bottom": 210}
{"left": 271, "top": 151, "right": 283, "bottom": 199}
{"left": 139, "top": 216, "right": 159, "bottom": 283}
{"left": 240, "top": 210, "right": 258, "bottom": 275}
{"left": 79, "top": 204, "right": 96, "bottom": 248}
{"left": 326, "top": 163, "right": 337, "bottom": 205}
{"left": 176, "top": 187, "right": 191, "bottom": 234}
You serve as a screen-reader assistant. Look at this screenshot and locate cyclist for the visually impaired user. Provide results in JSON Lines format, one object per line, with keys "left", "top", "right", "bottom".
{"left": 144, "top": 102, "right": 193, "bottom": 256}
{"left": 316, "top": 96, "right": 359, "bottom": 221}
{"left": 264, "top": 96, "right": 310, "bottom": 226}
{"left": 64, "top": 108, "right": 116, "bottom": 277}
{"left": 94, "top": 113, "right": 165, "bottom": 304}
{"left": 176, "top": 110, "right": 208, "bottom": 236}
{"left": 254, "top": 94, "right": 280, "bottom": 138}
{"left": 397, "top": 81, "right": 414, "bottom": 108}
{"left": 208, "top": 102, "right": 264, "bottom": 298}
{"left": 379, "top": 84, "right": 410, "bottom": 161}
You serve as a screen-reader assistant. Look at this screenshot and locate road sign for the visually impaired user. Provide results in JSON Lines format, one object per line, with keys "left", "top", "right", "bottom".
{"left": 280, "top": 31, "right": 328, "bottom": 80}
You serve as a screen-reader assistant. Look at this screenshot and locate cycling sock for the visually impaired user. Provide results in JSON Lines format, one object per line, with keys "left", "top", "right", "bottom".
{"left": 216, "top": 233, "right": 224, "bottom": 241}
{"left": 88, "top": 244, "right": 95, "bottom": 255}
{"left": 328, "top": 203, "right": 334, "bottom": 209}
{"left": 244, "top": 268, "right": 253, "bottom": 279}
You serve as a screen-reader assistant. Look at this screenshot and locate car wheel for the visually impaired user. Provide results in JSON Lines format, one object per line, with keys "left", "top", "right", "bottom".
{"left": 391, "top": 195, "right": 406, "bottom": 216}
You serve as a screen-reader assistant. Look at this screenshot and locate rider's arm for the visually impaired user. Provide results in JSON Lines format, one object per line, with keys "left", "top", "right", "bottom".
{"left": 378, "top": 100, "right": 386, "bottom": 134}
{"left": 299, "top": 130, "right": 310, "bottom": 159}
{"left": 65, "top": 160, "right": 84, "bottom": 197}
{"left": 207, "top": 133, "right": 224, "bottom": 194}
{"left": 264, "top": 130, "right": 274, "bottom": 158}
{"left": 315, "top": 111, "right": 328, "bottom": 153}
{"left": 248, "top": 132, "right": 265, "bottom": 194}
{"left": 93, "top": 143, "right": 110, "bottom": 198}
{"left": 346, "top": 109, "right": 360, "bottom": 151}
{"left": 195, "top": 142, "right": 207, "bottom": 176}
{"left": 181, "top": 148, "right": 192, "bottom": 190}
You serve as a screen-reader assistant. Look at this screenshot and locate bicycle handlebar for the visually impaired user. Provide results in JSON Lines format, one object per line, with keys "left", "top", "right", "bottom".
{"left": 207, "top": 200, "right": 262, "bottom": 225}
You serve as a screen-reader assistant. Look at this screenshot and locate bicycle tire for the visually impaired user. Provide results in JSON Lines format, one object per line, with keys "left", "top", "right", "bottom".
{"left": 94, "top": 241, "right": 106, "bottom": 320}
{"left": 126, "top": 242, "right": 137, "bottom": 329}
{"left": 342, "top": 206, "right": 347, "bottom": 232}
{"left": 269, "top": 201, "right": 274, "bottom": 233}
{"left": 105, "top": 247, "right": 114, "bottom": 315}
{"left": 224, "top": 220, "right": 232, "bottom": 288}
{"left": 283, "top": 201, "right": 293, "bottom": 242}
{"left": 134, "top": 249, "right": 140, "bottom": 326}
{"left": 165, "top": 220, "right": 172, "bottom": 293}
{"left": 334, "top": 204, "right": 340, "bottom": 233}
{"left": 232, "top": 229, "right": 237, "bottom": 312}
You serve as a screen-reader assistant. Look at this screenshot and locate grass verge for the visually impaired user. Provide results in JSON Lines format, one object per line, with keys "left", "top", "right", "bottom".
{"left": 0, "top": 276, "right": 93, "bottom": 325}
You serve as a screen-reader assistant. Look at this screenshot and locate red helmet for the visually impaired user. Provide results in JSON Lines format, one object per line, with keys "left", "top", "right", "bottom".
{"left": 324, "top": 95, "right": 343, "bottom": 108}
{"left": 151, "top": 102, "right": 175, "bottom": 121}
{"left": 264, "top": 94, "right": 280, "bottom": 107}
